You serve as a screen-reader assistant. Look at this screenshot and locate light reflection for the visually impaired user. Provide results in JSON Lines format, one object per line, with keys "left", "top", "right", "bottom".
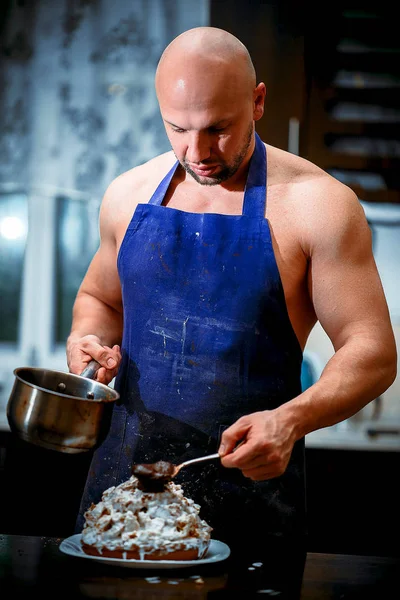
{"left": 0, "top": 216, "right": 27, "bottom": 240}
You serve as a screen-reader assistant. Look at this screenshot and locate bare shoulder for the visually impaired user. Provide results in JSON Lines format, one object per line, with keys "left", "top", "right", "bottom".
{"left": 266, "top": 144, "right": 368, "bottom": 255}
{"left": 100, "top": 150, "right": 177, "bottom": 220}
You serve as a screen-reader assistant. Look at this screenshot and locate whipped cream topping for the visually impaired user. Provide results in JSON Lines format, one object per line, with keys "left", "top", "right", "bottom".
{"left": 81, "top": 475, "right": 212, "bottom": 558}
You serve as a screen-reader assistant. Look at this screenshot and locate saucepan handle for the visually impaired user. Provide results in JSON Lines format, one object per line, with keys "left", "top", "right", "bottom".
{"left": 79, "top": 359, "right": 101, "bottom": 380}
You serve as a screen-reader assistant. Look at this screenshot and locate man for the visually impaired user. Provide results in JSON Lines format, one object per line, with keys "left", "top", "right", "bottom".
{"left": 68, "top": 27, "right": 396, "bottom": 559}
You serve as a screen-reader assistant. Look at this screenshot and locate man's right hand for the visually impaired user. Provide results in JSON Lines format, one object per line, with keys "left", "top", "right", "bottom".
{"left": 67, "top": 334, "right": 122, "bottom": 384}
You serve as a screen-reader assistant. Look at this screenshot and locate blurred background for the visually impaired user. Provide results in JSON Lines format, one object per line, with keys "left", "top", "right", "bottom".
{"left": 0, "top": 0, "right": 399, "bottom": 555}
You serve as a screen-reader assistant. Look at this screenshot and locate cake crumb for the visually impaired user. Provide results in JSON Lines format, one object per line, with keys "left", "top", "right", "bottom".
{"left": 145, "top": 577, "right": 161, "bottom": 584}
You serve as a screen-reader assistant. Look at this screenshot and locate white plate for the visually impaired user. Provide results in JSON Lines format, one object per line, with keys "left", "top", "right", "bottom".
{"left": 59, "top": 534, "right": 230, "bottom": 569}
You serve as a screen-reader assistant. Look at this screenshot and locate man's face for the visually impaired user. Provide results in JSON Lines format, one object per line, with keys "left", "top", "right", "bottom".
{"left": 158, "top": 77, "right": 256, "bottom": 186}
{"left": 177, "top": 121, "right": 254, "bottom": 186}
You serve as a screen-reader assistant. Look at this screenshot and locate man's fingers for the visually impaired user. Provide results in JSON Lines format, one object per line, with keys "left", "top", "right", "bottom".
{"left": 95, "top": 366, "right": 116, "bottom": 384}
{"left": 219, "top": 421, "right": 251, "bottom": 456}
{"left": 80, "top": 341, "right": 120, "bottom": 371}
{"left": 95, "top": 348, "right": 117, "bottom": 369}
{"left": 221, "top": 444, "right": 263, "bottom": 469}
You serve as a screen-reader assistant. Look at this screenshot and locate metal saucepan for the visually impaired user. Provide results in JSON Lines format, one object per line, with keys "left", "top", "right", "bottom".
{"left": 7, "top": 360, "right": 120, "bottom": 454}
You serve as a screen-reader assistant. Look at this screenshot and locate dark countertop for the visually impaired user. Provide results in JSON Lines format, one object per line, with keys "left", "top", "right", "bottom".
{"left": 0, "top": 534, "right": 398, "bottom": 599}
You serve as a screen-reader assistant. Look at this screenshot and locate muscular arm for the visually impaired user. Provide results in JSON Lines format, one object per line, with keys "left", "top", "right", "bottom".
{"left": 220, "top": 181, "right": 397, "bottom": 478}
{"left": 67, "top": 183, "right": 124, "bottom": 382}
{"left": 290, "top": 185, "right": 396, "bottom": 434}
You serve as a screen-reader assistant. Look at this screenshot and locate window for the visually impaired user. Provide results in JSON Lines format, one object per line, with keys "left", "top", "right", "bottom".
{"left": 55, "top": 195, "right": 99, "bottom": 343}
{"left": 0, "top": 185, "right": 99, "bottom": 426}
{"left": 0, "top": 190, "right": 28, "bottom": 344}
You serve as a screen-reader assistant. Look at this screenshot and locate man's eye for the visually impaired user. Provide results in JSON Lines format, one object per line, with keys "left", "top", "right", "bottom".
{"left": 172, "top": 128, "right": 185, "bottom": 134}
{"left": 209, "top": 127, "right": 225, "bottom": 133}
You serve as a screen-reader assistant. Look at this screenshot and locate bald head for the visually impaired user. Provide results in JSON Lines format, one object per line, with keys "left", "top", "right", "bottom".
{"left": 154, "top": 28, "right": 265, "bottom": 186}
{"left": 155, "top": 27, "right": 256, "bottom": 105}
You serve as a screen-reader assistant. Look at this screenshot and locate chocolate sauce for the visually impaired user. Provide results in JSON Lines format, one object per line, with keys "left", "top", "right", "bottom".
{"left": 132, "top": 461, "right": 176, "bottom": 492}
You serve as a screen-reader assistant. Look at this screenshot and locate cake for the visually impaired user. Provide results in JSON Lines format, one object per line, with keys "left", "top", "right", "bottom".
{"left": 80, "top": 474, "right": 212, "bottom": 560}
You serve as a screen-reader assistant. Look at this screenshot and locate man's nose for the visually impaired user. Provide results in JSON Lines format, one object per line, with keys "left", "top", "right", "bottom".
{"left": 185, "top": 132, "right": 211, "bottom": 163}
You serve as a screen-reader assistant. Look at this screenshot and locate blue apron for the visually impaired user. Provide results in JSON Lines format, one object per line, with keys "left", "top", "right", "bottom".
{"left": 76, "top": 133, "right": 305, "bottom": 552}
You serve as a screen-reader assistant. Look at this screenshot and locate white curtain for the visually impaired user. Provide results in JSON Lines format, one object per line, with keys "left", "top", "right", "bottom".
{"left": 0, "top": 0, "right": 209, "bottom": 199}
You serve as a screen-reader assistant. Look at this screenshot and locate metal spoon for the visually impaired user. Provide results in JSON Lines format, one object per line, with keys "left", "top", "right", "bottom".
{"left": 132, "top": 452, "right": 220, "bottom": 492}
{"left": 173, "top": 452, "right": 221, "bottom": 476}
{"left": 132, "top": 441, "right": 245, "bottom": 492}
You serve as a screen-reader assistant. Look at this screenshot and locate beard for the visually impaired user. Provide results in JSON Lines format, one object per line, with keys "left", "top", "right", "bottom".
{"left": 180, "top": 122, "right": 254, "bottom": 186}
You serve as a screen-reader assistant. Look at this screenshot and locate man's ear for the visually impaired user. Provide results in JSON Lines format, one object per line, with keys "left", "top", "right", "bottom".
{"left": 253, "top": 82, "right": 266, "bottom": 121}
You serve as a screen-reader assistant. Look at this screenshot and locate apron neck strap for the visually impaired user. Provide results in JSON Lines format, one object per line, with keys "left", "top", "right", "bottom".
{"left": 242, "top": 132, "right": 267, "bottom": 219}
{"left": 148, "top": 161, "right": 179, "bottom": 206}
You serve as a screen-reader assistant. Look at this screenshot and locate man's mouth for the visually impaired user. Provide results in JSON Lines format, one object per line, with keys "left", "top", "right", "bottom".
{"left": 188, "top": 164, "right": 219, "bottom": 177}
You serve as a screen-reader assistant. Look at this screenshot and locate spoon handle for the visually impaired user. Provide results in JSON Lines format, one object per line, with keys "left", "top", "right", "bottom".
{"left": 178, "top": 452, "right": 220, "bottom": 470}
{"left": 175, "top": 440, "right": 246, "bottom": 473}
